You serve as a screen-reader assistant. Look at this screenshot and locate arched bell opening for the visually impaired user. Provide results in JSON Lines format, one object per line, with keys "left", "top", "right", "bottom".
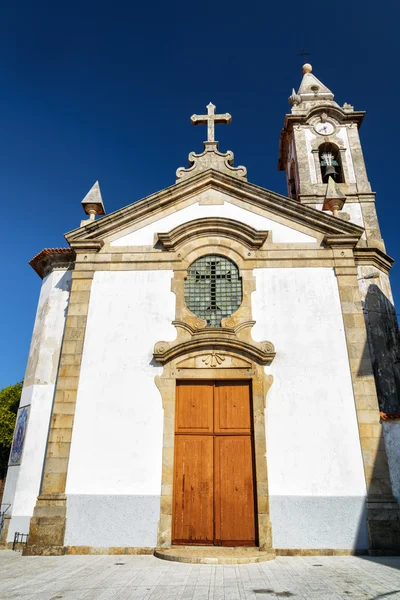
{"left": 288, "top": 160, "right": 297, "bottom": 200}
{"left": 319, "top": 142, "right": 344, "bottom": 184}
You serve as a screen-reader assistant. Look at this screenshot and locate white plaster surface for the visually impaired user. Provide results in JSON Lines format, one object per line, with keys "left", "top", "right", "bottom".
{"left": 1, "top": 467, "right": 18, "bottom": 510}
{"left": 315, "top": 202, "right": 365, "bottom": 231}
{"left": 304, "top": 129, "right": 317, "bottom": 184}
{"left": 6, "top": 270, "right": 71, "bottom": 541}
{"left": 336, "top": 127, "right": 356, "bottom": 183}
{"left": 111, "top": 199, "right": 316, "bottom": 246}
{"left": 252, "top": 267, "right": 368, "bottom": 549}
{"left": 66, "top": 495, "right": 160, "bottom": 547}
{"left": 382, "top": 421, "right": 400, "bottom": 503}
{"left": 65, "top": 271, "right": 176, "bottom": 547}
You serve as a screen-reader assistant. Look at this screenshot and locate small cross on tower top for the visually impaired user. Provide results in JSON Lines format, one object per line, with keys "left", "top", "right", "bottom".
{"left": 191, "top": 102, "right": 232, "bottom": 144}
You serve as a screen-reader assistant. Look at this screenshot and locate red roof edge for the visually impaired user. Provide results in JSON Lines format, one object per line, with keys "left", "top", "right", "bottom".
{"left": 29, "top": 247, "right": 76, "bottom": 279}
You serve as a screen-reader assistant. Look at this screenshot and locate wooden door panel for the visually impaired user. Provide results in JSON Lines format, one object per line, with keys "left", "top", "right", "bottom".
{"left": 176, "top": 382, "right": 213, "bottom": 434}
{"left": 173, "top": 381, "right": 256, "bottom": 547}
{"left": 214, "top": 436, "right": 256, "bottom": 545}
{"left": 214, "top": 381, "right": 251, "bottom": 434}
{"left": 172, "top": 435, "right": 214, "bottom": 544}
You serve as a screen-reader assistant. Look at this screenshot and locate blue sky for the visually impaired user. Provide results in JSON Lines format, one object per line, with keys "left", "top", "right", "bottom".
{"left": 1, "top": 0, "right": 399, "bottom": 388}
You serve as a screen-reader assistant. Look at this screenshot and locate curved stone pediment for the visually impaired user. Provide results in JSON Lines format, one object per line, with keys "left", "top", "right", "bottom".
{"left": 153, "top": 320, "right": 275, "bottom": 366}
{"left": 157, "top": 217, "right": 269, "bottom": 251}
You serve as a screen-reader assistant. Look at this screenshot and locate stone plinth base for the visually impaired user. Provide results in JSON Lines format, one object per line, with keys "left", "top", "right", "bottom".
{"left": 367, "top": 498, "right": 400, "bottom": 552}
{"left": 0, "top": 515, "right": 10, "bottom": 549}
{"left": 275, "top": 549, "right": 368, "bottom": 556}
{"left": 155, "top": 546, "right": 276, "bottom": 564}
{"left": 23, "top": 544, "right": 66, "bottom": 556}
{"left": 65, "top": 546, "right": 155, "bottom": 555}
{"left": 24, "top": 494, "right": 66, "bottom": 556}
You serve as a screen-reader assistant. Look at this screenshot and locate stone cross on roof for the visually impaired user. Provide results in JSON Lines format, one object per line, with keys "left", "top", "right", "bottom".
{"left": 176, "top": 102, "right": 246, "bottom": 182}
{"left": 191, "top": 102, "right": 231, "bottom": 143}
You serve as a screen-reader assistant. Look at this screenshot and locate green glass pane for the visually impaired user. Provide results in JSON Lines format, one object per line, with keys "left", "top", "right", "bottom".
{"left": 184, "top": 255, "right": 243, "bottom": 328}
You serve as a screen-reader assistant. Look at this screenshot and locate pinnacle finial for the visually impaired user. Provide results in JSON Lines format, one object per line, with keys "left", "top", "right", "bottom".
{"left": 80, "top": 181, "right": 105, "bottom": 226}
{"left": 302, "top": 63, "right": 312, "bottom": 74}
{"left": 289, "top": 88, "right": 301, "bottom": 107}
{"left": 323, "top": 176, "right": 346, "bottom": 216}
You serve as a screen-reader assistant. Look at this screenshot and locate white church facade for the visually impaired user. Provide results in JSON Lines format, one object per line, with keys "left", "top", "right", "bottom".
{"left": 2, "top": 64, "right": 400, "bottom": 557}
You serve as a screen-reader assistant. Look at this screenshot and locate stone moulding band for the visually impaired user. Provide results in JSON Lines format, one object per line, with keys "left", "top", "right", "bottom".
{"left": 64, "top": 170, "right": 365, "bottom": 243}
{"left": 69, "top": 240, "right": 104, "bottom": 252}
{"left": 157, "top": 217, "right": 269, "bottom": 251}
{"left": 354, "top": 247, "right": 394, "bottom": 274}
{"left": 323, "top": 234, "right": 360, "bottom": 248}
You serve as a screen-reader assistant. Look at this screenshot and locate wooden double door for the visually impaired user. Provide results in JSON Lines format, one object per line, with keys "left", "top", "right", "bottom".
{"left": 172, "top": 381, "right": 257, "bottom": 546}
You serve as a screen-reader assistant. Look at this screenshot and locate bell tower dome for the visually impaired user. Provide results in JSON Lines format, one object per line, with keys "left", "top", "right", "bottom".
{"left": 278, "top": 64, "right": 383, "bottom": 249}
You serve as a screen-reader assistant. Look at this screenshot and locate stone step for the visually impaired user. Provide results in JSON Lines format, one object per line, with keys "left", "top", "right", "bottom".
{"left": 154, "top": 546, "right": 276, "bottom": 564}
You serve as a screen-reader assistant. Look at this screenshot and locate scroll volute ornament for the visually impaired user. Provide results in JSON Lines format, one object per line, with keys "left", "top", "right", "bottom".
{"left": 153, "top": 320, "right": 275, "bottom": 366}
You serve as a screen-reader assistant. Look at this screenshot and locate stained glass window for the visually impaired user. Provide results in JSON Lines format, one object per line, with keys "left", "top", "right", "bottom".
{"left": 184, "top": 255, "right": 242, "bottom": 328}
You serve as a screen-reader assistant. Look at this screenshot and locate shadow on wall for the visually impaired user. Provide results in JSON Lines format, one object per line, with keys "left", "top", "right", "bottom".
{"left": 363, "top": 284, "right": 400, "bottom": 415}
{"left": 356, "top": 283, "right": 400, "bottom": 557}
{"left": 55, "top": 270, "right": 72, "bottom": 318}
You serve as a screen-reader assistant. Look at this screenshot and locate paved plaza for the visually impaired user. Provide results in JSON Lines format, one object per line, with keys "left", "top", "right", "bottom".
{"left": 0, "top": 551, "right": 400, "bottom": 599}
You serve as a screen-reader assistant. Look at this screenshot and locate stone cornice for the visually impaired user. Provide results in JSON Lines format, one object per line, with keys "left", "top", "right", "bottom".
{"left": 354, "top": 247, "right": 394, "bottom": 274}
{"left": 154, "top": 320, "right": 275, "bottom": 366}
{"left": 65, "top": 170, "right": 364, "bottom": 244}
{"left": 282, "top": 106, "right": 365, "bottom": 133}
{"left": 278, "top": 107, "right": 365, "bottom": 171}
{"left": 157, "top": 217, "right": 269, "bottom": 251}
{"left": 324, "top": 234, "right": 360, "bottom": 249}
{"left": 29, "top": 248, "right": 76, "bottom": 279}
{"left": 69, "top": 240, "right": 104, "bottom": 253}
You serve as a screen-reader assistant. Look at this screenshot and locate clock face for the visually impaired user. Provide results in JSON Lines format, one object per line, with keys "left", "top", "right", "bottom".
{"left": 315, "top": 121, "right": 335, "bottom": 136}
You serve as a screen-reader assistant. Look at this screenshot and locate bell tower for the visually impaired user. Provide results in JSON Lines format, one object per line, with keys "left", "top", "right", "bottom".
{"left": 278, "top": 63, "right": 383, "bottom": 250}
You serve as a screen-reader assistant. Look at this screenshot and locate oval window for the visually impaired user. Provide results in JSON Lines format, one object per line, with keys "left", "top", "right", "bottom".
{"left": 184, "top": 255, "right": 242, "bottom": 328}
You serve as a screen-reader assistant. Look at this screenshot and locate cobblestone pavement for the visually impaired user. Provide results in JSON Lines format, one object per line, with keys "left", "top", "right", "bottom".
{"left": 0, "top": 551, "right": 400, "bottom": 599}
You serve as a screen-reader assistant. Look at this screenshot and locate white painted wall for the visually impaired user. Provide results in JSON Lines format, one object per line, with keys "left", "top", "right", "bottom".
{"left": 304, "top": 128, "right": 317, "bottom": 184}
{"left": 65, "top": 271, "right": 176, "bottom": 548}
{"left": 253, "top": 267, "right": 368, "bottom": 549}
{"left": 315, "top": 202, "right": 365, "bottom": 231}
{"left": 5, "top": 269, "right": 71, "bottom": 541}
{"left": 336, "top": 127, "right": 356, "bottom": 183}
{"left": 111, "top": 200, "right": 316, "bottom": 246}
{"left": 65, "top": 266, "right": 370, "bottom": 550}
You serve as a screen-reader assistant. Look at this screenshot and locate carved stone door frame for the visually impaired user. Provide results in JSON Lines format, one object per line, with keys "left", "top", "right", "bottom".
{"left": 155, "top": 357, "right": 274, "bottom": 551}
{"left": 153, "top": 230, "right": 276, "bottom": 551}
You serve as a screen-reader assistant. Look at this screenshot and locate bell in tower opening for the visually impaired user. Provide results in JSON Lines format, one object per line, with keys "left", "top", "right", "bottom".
{"left": 319, "top": 143, "right": 344, "bottom": 183}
